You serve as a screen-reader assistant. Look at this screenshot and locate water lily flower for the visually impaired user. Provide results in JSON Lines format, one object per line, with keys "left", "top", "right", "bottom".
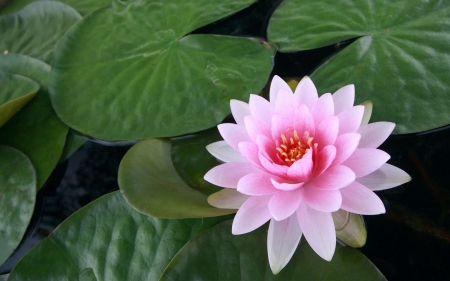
{"left": 204, "top": 76, "right": 411, "bottom": 274}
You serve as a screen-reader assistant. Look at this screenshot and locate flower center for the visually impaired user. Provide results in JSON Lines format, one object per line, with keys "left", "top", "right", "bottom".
{"left": 276, "top": 130, "right": 313, "bottom": 166}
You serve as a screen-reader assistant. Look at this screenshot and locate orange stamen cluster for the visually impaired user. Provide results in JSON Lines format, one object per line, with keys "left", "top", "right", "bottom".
{"left": 276, "top": 130, "right": 313, "bottom": 166}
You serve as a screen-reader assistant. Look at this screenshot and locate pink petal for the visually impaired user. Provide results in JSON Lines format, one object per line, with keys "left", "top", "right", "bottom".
{"left": 292, "top": 104, "right": 316, "bottom": 137}
{"left": 244, "top": 115, "right": 271, "bottom": 142}
{"left": 230, "top": 99, "right": 250, "bottom": 126}
{"left": 271, "top": 179, "right": 303, "bottom": 191}
{"left": 206, "top": 141, "right": 246, "bottom": 163}
{"left": 237, "top": 172, "right": 278, "bottom": 195}
{"left": 310, "top": 165, "right": 355, "bottom": 190}
{"left": 356, "top": 163, "right": 411, "bottom": 191}
{"left": 270, "top": 75, "right": 292, "bottom": 104}
{"left": 269, "top": 188, "right": 303, "bottom": 221}
{"left": 342, "top": 148, "right": 390, "bottom": 178}
{"left": 259, "top": 152, "right": 289, "bottom": 177}
{"left": 293, "top": 76, "right": 318, "bottom": 109}
{"left": 340, "top": 182, "right": 386, "bottom": 215}
{"left": 312, "top": 145, "right": 336, "bottom": 177}
{"left": 208, "top": 189, "right": 249, "bottom": 209}
{"left": 297, "top": 202, "right": 336, "bottom": 261}
{"left": 256, "top": 135, "right": 283, "bottom": 165}
{"left": 311, "top": 93, "right": 334, "bottom": 126}
{"left": 274, "top": 88, "right": 296, "bottom": 116}
{"left": 287, "top": 149, "right": 313, "bottom": 182}
{"left": 268, "top": 215, "right": 302, "bottom": 274}
{"left": 360, "top": 100, "right": 373, "bottom": 126}
{"left": 249, "top": 94, "right": 273, "bottom": 125}
{"left": 358, "top": 122, "right": 395, "bottom": 148}
{"left": 313, "top": 115, "right": 339, "bottom": 150}
{"left": 303, "top": 184, "right": 342, "bottom": 212}
{"left": 218, "top": 123, "right": 251, "bottom": 152}
{"left": 204, "top": 162, "right": 259, "bottom": 188}
{"left": 271, "top": 105, "right": 316, "bottom": 140}
{"left": 238, "top": 142, "right": 261, "bottom": 166}
{"left": 332, "top": 84, "right": 355, "bottom": 115}
{"left": 232, "top": 195, "right": 272, "bottom": 234}
{"left": 337, "top": 105, "right": 364, "bottom": 135}
{"left": 332, "top": 133, "right": 361, "bottom": 166}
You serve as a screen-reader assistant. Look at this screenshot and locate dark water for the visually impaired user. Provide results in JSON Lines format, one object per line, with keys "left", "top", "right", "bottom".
{"left": 2, "top": 0, "right": 450, "bottom": 280}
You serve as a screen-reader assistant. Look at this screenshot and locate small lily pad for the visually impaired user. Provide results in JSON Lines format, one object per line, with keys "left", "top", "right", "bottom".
{"left": 7, "top": 191, "right": 229, "bottom": 280}
{"left": 0, "top": 0, "right": 111, "bottom": 16}
{"left": 268, "top": 0, "right": 450, "bottom": 134}
{"left": 118, "top": 138, "right": 236, "bottom": 218}
{"left": 0, "top": 145, "right": 36, "bottom": 265}
{"left": 0, "top": 72, "right": 39, "bottom": 127}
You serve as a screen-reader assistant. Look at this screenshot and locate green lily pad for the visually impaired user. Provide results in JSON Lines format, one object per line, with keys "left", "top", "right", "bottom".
{"left": 171, "top": 128, "right": 223, "bottom": 195}
{"left": 0, "top": 54, "right": 68, "bottom": 188}
{"left": 0, "top": 72, "right": 39, "bottom": 127}
{"left": 268, "top": 0, "right": 450, "bottom": 134}
{"left": 0, "top": 145, "right": 36, "bottom": 265}
{"left": 0, "top": 1, "right": 82, "bottom": 63}
{"left": 161, "top": 220, "right": 386, "bottom": 280}
{"left": 8, "top": 191, "right": 229, "bottom": 280}
{"left": 118, "top": 139, "right": 235, "bottom": 218}
{"left": 0, "top": 0, "right": 111, "bottom": 16}
{"left": 59, "top": 129, "right": 88, "bottom": 163}
{"left": 49, "top": 0, "right": 276, "bottom": 141}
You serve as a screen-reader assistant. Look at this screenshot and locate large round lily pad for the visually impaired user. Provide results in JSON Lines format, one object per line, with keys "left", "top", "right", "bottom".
{"left": 0, "top": 0, "right": 111, "bottom": 16}
{"left": 0, "top": 1, "right": 82, "bottom": 63}
{"left": 268, "top": 0, "right": 450, "bottom": 134}
{"left": 161, "top": 220, "right": 386, "bottom": 280}
{"left": 49, "top": 0, "right": 276, "bottom": 141}
{"left": 0, "top": 54, "right": 68, "bottom": 188}
{"left": 0, "top": 145, "right": 36, "bottom": 265}
{"left": 8, "top": 191, "right": 229, "bottom": 280}
{"left": 0, "top": 72, "right": 39, "bottom": 127}
{"left": 118, "top": 138, "right": 235, "bottom": 218}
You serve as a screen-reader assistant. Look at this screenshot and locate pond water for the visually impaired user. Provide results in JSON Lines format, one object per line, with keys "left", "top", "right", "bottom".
{"left": 1, "top": 0, "right": 449, "bottom": 280}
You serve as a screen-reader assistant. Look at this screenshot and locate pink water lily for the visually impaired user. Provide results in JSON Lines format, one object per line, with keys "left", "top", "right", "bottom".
{"left": 204, "top": 76, "right": 411, "bottom": 274}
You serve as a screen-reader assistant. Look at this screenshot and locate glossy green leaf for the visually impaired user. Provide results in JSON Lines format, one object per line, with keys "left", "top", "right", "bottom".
{"left": 0, "top": 54, "right": 68, "bottom": 188}
{"left": 50, "top": 0, "right": 276, "bottom": 141}
{"left": 268, "top": 0, "right": 450, "bottom": 134}
{"left": 0, "top": 145, "right": 36, "bottom": 265}
{"left": 0, "top": 1, "right": 82, "bottom": 63}
{"left": 161, "top": 220, "right": 386, "bottom": 280}
{"left": 171, "top": 128, "right": 223, "bottom": 195}
{"left": 0, "top": 274, "right": 8, "bottom": 281}
{"left": 0, "top": 0, "right": 111, "bottom": 16}
{"left": 8, "top": 191, "right": 230, "bottom": 280}
{"left": 119, "top": 139, "right": 235, "bottom": 218}
{"left": 59, "top": 129, "right": 88, "bottom": 163}
{"left": 0, "top": 72, "right": 38, "bottom": 127}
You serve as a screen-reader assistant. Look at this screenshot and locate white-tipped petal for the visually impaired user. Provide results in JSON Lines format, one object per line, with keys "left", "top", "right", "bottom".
{"left": 232, "top": 195, "right": 272, "bottom": 235}
{"left": 297, "top": 202, "right": 336, "bottom": 261}
{"left": 358, "top": 122, "right": 395, "bottom": 149}
{"left": 270, "top": 75, "right": 292, "bottom": 104}
{"left": 340, "top": 182, "right": 386, "bottom": 215}
{"left": 355, "top": 163, "right": 411, "bottom": 191}
{"left": 206, "top": 141, "right": 246, "bottom": 163}
{"left": 230, "top": 99, "right": 250, "bottom": 126}
{"left": 208, "top": 189, "right": 249, "bottom": 209}
{"left": 333, "top": 84, "right": 355, "bottom": 115}
{"left": 268, "top": 215, "right": 302, "bottom": 274}
{"left": 294, "top": 76, "right": 319, "bottom": 109}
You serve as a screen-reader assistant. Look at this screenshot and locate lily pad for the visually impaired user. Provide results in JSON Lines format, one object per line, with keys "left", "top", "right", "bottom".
{"left": 0, "top": 1, "right": 82, "bottom": 63}
{"left": 0, "top": 54, "right": 68, "bottom": 188}
{"left": 161, "top": 220, "right": 386, "bottom": 280}
{"left": 8, "top": 191, "right": 229, "bottom": 280}
{"left": 49, "top": 0, "right": 276, "bottom": 141}
{"left": 59, "top": 129, "right": 88, "bottom": 163}
{"left": 0, "top": 72, "right": 39, "bottom": 127}
{"left": 0, "top": 145, "right": 36, "bottom": 265}
{"left": 0, "top": 0, "right": 111, "bottom": 16}
{"left": 268, "top": 0, "right": 450, "bottom": 134}
{"left": 118, "top": 138, "right": 236, "bottom": 218}
{"left": 171, "top": 128, "right": 223, "bottom": 195}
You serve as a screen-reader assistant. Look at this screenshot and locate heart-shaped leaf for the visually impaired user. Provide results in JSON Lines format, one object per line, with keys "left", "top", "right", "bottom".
{"left": 0, "top": 72, "right": 38, "bottom": 127}
{"left": 268, "top": 0, "right": 450, "bottom": 134}
{"left": 0, "top": 145, "right": 36, "bottom": 265}
{"left": 0, "top": 1, "right": 82, "bottom": 63}
{"left": 0, "top": 0, "right": 111, "bottom": 16}
{"left": 8, "top": 191, "right": 229, "bottom": 280}
{"left": 119, "top": 138, "right": 235, "bottom": 218}
{"left": 161, "top": 220, "right": 386, "bottom": 280}
{"left": 0, "top": 54, "right": 68, "bottom": 188}
{"left": 49, "top": 0, "right": 276, "bottom": 141}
